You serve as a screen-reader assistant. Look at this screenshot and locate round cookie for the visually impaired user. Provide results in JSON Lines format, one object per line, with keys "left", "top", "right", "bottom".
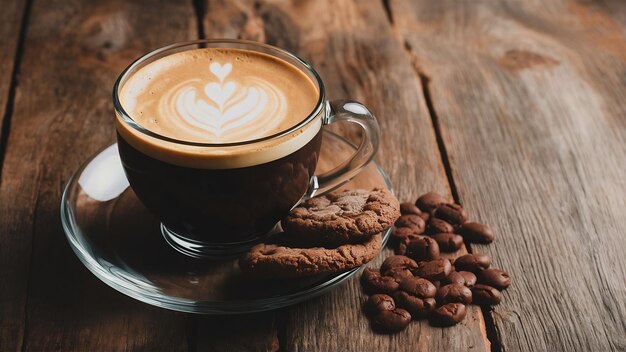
{"left": 282, "top": 188, "right": 400, "bottom": 246}
{"left": 240, "top": 234, "right": 382, "bottom": 278}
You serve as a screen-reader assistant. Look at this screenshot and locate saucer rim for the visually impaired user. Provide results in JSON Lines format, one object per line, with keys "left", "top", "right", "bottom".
{"left": 61, "top": 130, "right": 394, "bottom": 314}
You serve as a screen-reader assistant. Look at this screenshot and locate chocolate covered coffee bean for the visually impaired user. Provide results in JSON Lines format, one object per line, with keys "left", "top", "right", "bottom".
{"left": 366, "top": 294, "right": 412, "bottom": 333}
{"left": 457, "top": 222, "right": 495, "bottom": 244}
{"left": 361, "top": 268, "right": 400, "bottom": 295}
{"left": 395, "top": 234, "right": 423, "bottom": 255}
{"left": 442, "top": 271, "right": 477, "bottom": 288}
{"left": 415, "top": 258, "right": 452, "bottom": 281}
{"left": 391, "top": 227, "right": 424, "bottom": 245}
{"left": 359, "top": 191, "right": 513, "bottom": 333}
{"left": 394, "top": 291, "right": 436, "bottom": 319}
{"left": 380, "top": 253, "right": 416, "bottom": 282}
{"left": 453, "top": 254, "right": 491, "bottom": 273}
{"left": 372, "top": 308, "right": 412, "bottom": 333}
{"left": 415, "top": 192, "right": 448, "bottom": 212}
{"left": 391, "top": 227, "right": 420, "bottom": 244}
{"left": 381, "top": 255, "right": 418, "bottom": 274}
{"left": 433, "top": 203, "right": 468, "bottom": 225}
{"left": 437, "top": 283, "right": 473, "bottom": 305}
{"left": 443, "top": 271, "right": 465, "bottom": 286}
{"left": 400, "top": 202, "right": 423, "bottom": 216}
{"left": 400, "top": 277, "right": 437, "bottom": 299}
{"left": 431, "top": 233, "right": 464, "bottom": 252}
{"left": 395, "top": 214, "right": 426, "bottom": 233}
{"left": 459, "top": 271, "right": 477, "bottom": 288}
{"left": 430, "top": 303, "right": 467, "bottom": 327}
{"left": 383, "top": 267, "right": 414, "bottom": 282}
{"left": 365, "top": 293, "right": 396, "bottom": 314}
{"left": 429, "top": 218, "right": 455, "bottom": 234}
{"left": 405, "top": 236, "right": 440, "bottom": 262}
{"left": 472, "top": 284, "right": 502, "bottom": 305}
{"left": 479, "top": 268, "right": 511, "bottom": 290}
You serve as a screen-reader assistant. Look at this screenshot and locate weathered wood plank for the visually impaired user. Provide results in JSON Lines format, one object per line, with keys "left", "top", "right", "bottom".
{"left": 0, "top": 1, "right": 33, "bottom": 350}
{"left": 392, "top": 0, "right": 626, "bottom": 351}
{"left": 202, "top": 0, "right": 489, "bottom": 351}
{"left": 0, "top": 0, "right": 25, "bottom": 146}
{"left": 193, "top": 313, "right": 279, "bottom": 352}
{"left": 0, "top": 0, "right": 196, "bottom": 351}
{"left": 261, "top": 1, "right": 488, "bottom": 350}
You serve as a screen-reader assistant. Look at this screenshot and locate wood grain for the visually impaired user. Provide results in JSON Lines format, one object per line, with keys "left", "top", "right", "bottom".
{"left": 0, "top": 0, "right": 26, "bottom": 146}
{"left": 193, "top": 313, "right": 279, "bottom": 352}
{"left": 391, "top": 0, "right": 626, "bottom": 350}
{"left": 0, "top": 2, "right": 32, "bottom": 350}
{"left": 0, "top": 0, "right": 196, "bottom": 350}
{"left": 202, "top": 0, "right": 489, "bottom": 351}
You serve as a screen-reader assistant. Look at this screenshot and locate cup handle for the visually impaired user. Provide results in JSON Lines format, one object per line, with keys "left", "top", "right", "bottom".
{"left": 306, "top": 99, "right": 380, "bottom": 198}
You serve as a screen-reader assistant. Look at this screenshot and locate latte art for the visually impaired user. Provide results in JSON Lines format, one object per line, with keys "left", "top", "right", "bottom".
{"left": 161, "top": 62, "right": 288, "bottom": 142}
{"left": 117, "top": 47, "right": 321, "bottom": 168}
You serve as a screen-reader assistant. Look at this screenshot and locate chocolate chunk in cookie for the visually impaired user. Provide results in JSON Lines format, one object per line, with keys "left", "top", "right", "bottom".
{"left": 282, "top": 188, "right": 400, "bottom": 246}
{"left": 239, "top": 234, "right": 382, "bottom": 278}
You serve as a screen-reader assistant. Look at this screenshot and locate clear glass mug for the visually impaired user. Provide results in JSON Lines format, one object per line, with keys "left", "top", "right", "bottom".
{"left": 114, "top": 39, "right": 379, "bottom": 258}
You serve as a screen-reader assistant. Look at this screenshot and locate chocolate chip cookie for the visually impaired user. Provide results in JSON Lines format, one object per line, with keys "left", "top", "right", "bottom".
{"left": 239, "top": 234, "right": 382, "bottom": 278}
{"left": 282, "top": 188, "right": 400, "bottom": 246}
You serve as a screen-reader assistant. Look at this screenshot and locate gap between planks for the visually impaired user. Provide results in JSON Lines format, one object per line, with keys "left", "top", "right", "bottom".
{"left": 383, "top": 1, "right": 501, "bottom": 350}
{"left": 0, "top": 0, "right": 32, "bottom": 188}
{"left": 0, "top": 0, "right": 34, "bottom": 351}
{"left": 406, "top": 54, "right": 503, "bottom": 352}
{"left": 193, "top": 0, "right": 496, "bottom": 350}
{"left": 193, "top": 0, "right": 206, "bottom": 40}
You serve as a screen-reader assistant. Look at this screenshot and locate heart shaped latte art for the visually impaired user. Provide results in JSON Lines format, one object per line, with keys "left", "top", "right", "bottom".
{"left": 159, "top": 61, "right": 288, "bottom": 142}
{"left": 204, "top": 81, "right": 237, "bottom": 106}
{"left": 209, "top": 62, "right": 232, "bottom": 82}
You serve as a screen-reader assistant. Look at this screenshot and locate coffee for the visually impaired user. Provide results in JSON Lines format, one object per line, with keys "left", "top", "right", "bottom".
{"left": 360, "top": 268, "right": 400, "bottom": 295}
{"left": 116, "top": 47, "right": 323, "bottom": 245}
{"left": 365, "top": 294, "right": 412, "bottom": 333}
{"left": 360, "top": 192, "right": 513, "bottom": 332}
{"left": 430, "top": 303, "right": 467, "bottom": 327}
{"left": 453, "top": 254, "right": 492, "bottom": 273}
{"left": 471, "top": 284, "right": 502, "bottom": 305}
{"left": 436, "top": 283, "right": 473, "bottom": 305}
{"left": 114, "top": 40, "right": 381, "bottom": 257}
{"left": 117, "top": 48, "right": 320, "bottom": 169}
{"left": 415, "top": 258, "right": 452, "bottom": 281}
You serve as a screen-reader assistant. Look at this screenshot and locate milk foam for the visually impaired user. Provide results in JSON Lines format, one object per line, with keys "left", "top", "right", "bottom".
{"left": 158, "top": 61, "right": 288, "bottom": 142}
{"left": 116, "top": 48, "right": 322, "bottom": 169}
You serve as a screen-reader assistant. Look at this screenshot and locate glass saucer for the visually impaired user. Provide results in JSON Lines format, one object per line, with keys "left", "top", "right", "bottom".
{"left": 61, "top": 131, "right": 393, "bottom": 314}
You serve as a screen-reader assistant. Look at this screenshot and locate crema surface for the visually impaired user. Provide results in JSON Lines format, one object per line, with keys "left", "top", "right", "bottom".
{"left": 120, "top": 48, "right": 318, "bottom": 143}
{"left": 116, "top": 47, "right": 322, "bottom": 169}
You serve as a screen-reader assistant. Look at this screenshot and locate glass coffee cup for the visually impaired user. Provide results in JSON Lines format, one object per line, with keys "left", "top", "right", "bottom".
{"left": 113, "top": 39, "right": 379, "bottom": 258}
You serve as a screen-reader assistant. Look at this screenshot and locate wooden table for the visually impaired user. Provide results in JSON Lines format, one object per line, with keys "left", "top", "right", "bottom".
{"left": 1, "top": 0, "right": 625, "bottom": 350}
